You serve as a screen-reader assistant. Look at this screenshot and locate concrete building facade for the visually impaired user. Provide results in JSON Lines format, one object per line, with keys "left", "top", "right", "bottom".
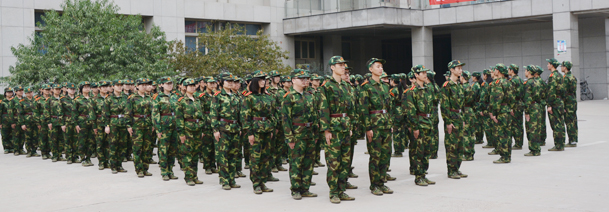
{"left": 2, "top": 0, "right": 609, "bottom": 99}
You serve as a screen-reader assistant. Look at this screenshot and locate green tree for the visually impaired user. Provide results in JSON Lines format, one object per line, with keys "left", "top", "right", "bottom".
{"left": 6, "top": 0, "right": 173, "bottom": 86}
{"left": 168, "top": 23, "right": 291, "bottom": 78}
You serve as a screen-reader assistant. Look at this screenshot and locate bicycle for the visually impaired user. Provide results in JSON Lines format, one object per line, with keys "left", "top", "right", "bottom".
{"left": 580, "top": 76, "right": 594, "bottom": 101}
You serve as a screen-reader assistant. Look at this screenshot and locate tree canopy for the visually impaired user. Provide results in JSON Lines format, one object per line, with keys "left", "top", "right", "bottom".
{"left": 6, "top": 0, "right": 173, "bottom": 86}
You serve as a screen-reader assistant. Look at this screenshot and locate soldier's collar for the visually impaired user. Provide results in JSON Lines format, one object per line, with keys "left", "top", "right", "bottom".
{"left": 369, "top": 78, "right": 381, "bottom": 85}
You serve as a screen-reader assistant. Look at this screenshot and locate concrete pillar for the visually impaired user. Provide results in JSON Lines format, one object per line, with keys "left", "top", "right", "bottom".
{"left": 552, "top": 11, "right": 580, "bottom": 100}
{"left": 605, "top": 18, "right": 609, "bottom": 100}
{"left": 322, "top": 35, "right": 342, "bottom": 72}
{"left": 412, "top": 26, "right": 434, "bottom": 71}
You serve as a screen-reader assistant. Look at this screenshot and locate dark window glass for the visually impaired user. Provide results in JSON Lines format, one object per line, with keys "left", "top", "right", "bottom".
{"left": 245, "top": 24, "right": 261, "bottom": 35}
{"left": 185, "top": 36, "right": 197, "bottom": 53}
{"left": 198, "top": 21, "right": 213, "bottom": 33}
{"left": 308, "top": 41, "right": 315, "bottom": 58}
{"left": 302, "top": 41, "right": 308, "bottom": 59}
{"left": 185, "top": 21, "right": 197, "bottom": 33}
{"left": 342, "top": 42, "right": 351, "bottom": 60}
{"left": 35, "top": 11, "right": 46, "bottom": 27}
{"left": 295, "top": 41, "right": 301, "bottom": 59}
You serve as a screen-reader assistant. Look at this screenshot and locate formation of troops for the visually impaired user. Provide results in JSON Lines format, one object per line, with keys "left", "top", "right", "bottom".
{"left": 0, "top": 56, "right": 579, "bottom": 204}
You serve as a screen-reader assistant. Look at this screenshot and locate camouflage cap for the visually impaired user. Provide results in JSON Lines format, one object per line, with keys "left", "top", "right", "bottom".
{"left": 535, "top": 65, "right": 544, "bottom": 75}
{"left": 4, "top": 87, "right": 13, "bottom": 92}
{"left": 177, "top": 77, "right": 186, "bottom": 85}
{"left": 151, "top": 79, "right": 157, "bottom": 86}
{"left": 472, "top": 72, "right": 481, "bottom": 78}
{"left": 206, "top": 77, "right": 217, "bottom": 83}
{"left": 427, "top": 70, "right": 436, "bottom": 76}
{"left": 310, "top": 73, "right": 322, "bottom": 80}
{"left": 328, "top": 56, "right": 348, "bottom": 66}
{"left": 42, "top": 83, "right": 52, "bottom": 90}
{"left": 291, "top": 69, "right": 310, "bottom": 78}
{"left": 356, "top": 75, "right": 364, "bottom": 81}
{"left": 98, "top": 80, "right": 111, "bottom": 87}
{"left": 268, "top": 70, "right": 281, "bottom": 77}
{"left": 546, "top": 58, "right": 560, "bottom": 68}
{"left": 495, "top": 63, "right": 508, "bottom": 75}
{"left": 407, "top": 72, "right": 415, "bottom": 79}
{"left": 411, "top": 65, "right": 429, "bottom": 73}
{"left": 91, "top": 82, "right": 98, "bottom": 88}
{"left": 367, "top": 58, "right": 386, "bottom": 69}
{"left": 123, "top": 79, "right": 134, "bottom": 85}
{"left": 390, "top": 74, "right": 400, "bottom": 81}
{"left": 365, "top": 73, "right": 372, "bottom": 78}
{"left": 52, "top": 83, "right": 62, "bottom": 89}
{"left": 14, "top": 86, "right": 24, "bottom": 91}
{"left": 182, "top": 78, "right": 197, "bottom": 86}
{"left": 24, "top": 86, "right": 34, "bottom": 93}
{"left": 113, "top": 79, "right": 124, "bottom": 85}
{"left": 462, "top": 71, "right": 471, "bottom": 79}
{"left": 158, "top": 77, "right": 173, "bottom": 84}
{"left": 65, "top": 83, "right": 76, "bottom": 89}
{"left": 483, "top": 69, "right": 491, "bottom": 75}
{"left": 448, "top": 60, "right": 466, "bottom": 69}
{"left": 136, "top": 78, "right": 152, "bottom": 85}
{"left": 244, "top": 74, "right": 253, "bottom": 81}
{"left": 380, "top": 72, "right": 389, "bottom": 78}
{"left": 345, "top": 64, "right": 353, "bottom": 70}
{"left": 562, "top": 61, "right": 573, "bottom": 70}
{"left": 443, "top": 72, "right": 451, "bottom": 77}
{"left": 252, "top": 70, "right": 267, "bottom": 78}
{"left": 509, "top": 64, "right": 519, "bottom": 72}
{"left": 281, "top": 76, "right": 292, "bottom": 82}
{"left": 78, "top": 81, "right": 91, "bottom": 87}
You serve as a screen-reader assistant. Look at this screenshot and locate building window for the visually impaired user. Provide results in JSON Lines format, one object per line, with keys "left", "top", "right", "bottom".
{"left": 342, "top": 42, "right": 351, "bottom": 60}
{"left": 185, "top": 20, "right": 261, "bottom": 35}
{"left": 185, "top": 36, "right": 207, "bottom": 55}
{"left": 295, "top": 40, "right": 315, "bottom": 59}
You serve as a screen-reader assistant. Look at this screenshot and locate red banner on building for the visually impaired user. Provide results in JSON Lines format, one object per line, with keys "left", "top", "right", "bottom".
{"left": 429, "top": 0, "right": 476, "bottom": 5}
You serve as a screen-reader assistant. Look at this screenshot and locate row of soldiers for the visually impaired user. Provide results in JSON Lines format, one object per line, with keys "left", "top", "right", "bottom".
{"left": 0, "top": 56, "right": 579, "bottom": 204}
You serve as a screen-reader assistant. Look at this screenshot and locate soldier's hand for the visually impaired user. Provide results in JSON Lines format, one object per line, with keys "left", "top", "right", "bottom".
{"left": 127, "top": 128, "right": 133, "bottom": 137}
{"left": 366, "top": 130, "right": 373, "bottom": 143}
{"left": 0, "top": 125, "right": 2, "bottom": 129}
{"left": 61, "top": 126, "right": 66, "bottom": 132}
{"left": 37, "top": 125, "right": 41, "bottom": 130}
{"left": 94, "top": 129, "right": 98, "bottom": 135}
{"left": 180, "top": 136, "right": 186, "bottom": 144}
{"left": 547, "top": 107, "right": 553, "bottom": 114}
{"left": 248, "top": 135, "right": 255, "bottom": 145}
{"left": 157, "top": 133, "right": 162, "bottom": 139}
{"left": 105, "top": 126, "right": 110, "bottom": 134}
{"left": 11, "top": 124, "right": 15, "bottom": 129}
{"left": 446, "top": 124, "right": 454, "bottom": 134}
{"left": 288, "top": 142, "right": 295, "bottom": 149}
{"left": 510, "top": 110, "right": 514, "bottom": 116}
{"left": 414, "top": 130, "right": 419, "bottom": 139}
{"left": 350, "top": 130, "right": 353, "bottom": 136}
{"left": 201, "top": 133, "right": 205, "bottom": 138}
{"left": 48, "top": 124, "right": 52, "bottom": 130}
{"left": 324, "top": 130, "right": 332, "bottom": 146}
{"left": 492, "top": 116, "right": 498, "bottom": 123}
{"left": 525, "top": 114, "right": 530, "bottom": 122}
{"left": 21, "top": 125, "right": 27, "bottom": 131}
{"left": 214, "top": 132, "right": 221, "bottom": 141}
{"left": 76, "top": 126, "right": 81, "bottom": 133}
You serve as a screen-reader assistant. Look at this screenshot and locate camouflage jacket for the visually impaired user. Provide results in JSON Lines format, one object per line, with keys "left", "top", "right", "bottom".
{"left": 359, "top": 78, "right": 393, "bottom": 131}
{"left": 546, "top": 70, "right": 564, "bottom": 109}
{"left": 127, "top": 93, "right": 152, "bottom": 129}
{"left": 93, "top": 94, "right": 108, "bottom": 129}
{"left": 17, "top": 97, "right": 38, "bottom": 126}
{"left": 61, "top": 96, "right": 79, "bottom": 126}
{"left": 0, "top": 97, "right": 13, "bottom": 125}
{"left": 509, "top": 75, "right": 524, "bottom": 111}
{"left": 523, "top": 78, "right": 542, "bottom": 115}
{"left": 440, "top": 80, "right": 464, "bottom": 125}
{"left": 390, "top": 87, "right": 402, "bottom": 127}
{"left": 475, "top": 81, "right": 489, "bottom": 113}
{"left": 74, "top": 95, "right": 96, "bottom": 127}
{"left": 241, "top": 91, "right": 276, "bottom": 136}
{"left": 563, "top": 72, "right": 577, "bottom": 104}
{"left": 463, "top": 82, "right": 475, "bottom": 109}
{"left": 318, "top": 77, "right": 355, "bottom": 133}
{"left": 344, "top": 83, "right": 359, "bottom": 131}
{"left": 397, "top": 85, "right": 416, "bottom": 126}
{"left": 152, "top": 92, "right": 177, "bottom": 133}
{"left": 44, "top": 96, "right": 64, "bottom": 126}
{"left": 8, "top": 97, "right": 23, "bottom": 125}
{"left": 197, "top": 90, "right": 215, "bottom": 131}
{"left": 537, "top": 77, "right": 548, "bottom": 106}
{"left": 403, "top": 83, "right": 434, "bottom": 130}
{"left": 282, "top": 87, "right": 317, "bottom": 143}
{"left": 470, "top": 82, "right": 481, "bottom": 111}
{"left": 489, "top": 78, "right": 512, "bottom": 114}
{"left": 306, "top": 86, "right": 323, "bottom": 138}
{"left": 176, "top": 95, "right": 204, "bottom": 137}
{"left": 103, "top": 93, "right": 130, "bottom": 127}
{"left": 35, "top": 96, "right": 48, "bottom": 126}
{"left": 211, "top": 89, "right": 241, "bottom": 134}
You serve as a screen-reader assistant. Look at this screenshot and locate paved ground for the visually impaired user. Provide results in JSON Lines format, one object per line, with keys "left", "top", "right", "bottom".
{"left": 1, "top": 100, "right": 608, "bottom": 212}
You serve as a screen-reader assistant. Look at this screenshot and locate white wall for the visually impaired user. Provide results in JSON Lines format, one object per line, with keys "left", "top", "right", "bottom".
{"left": 578, "top": 17, "right": 608, "bottom": 99}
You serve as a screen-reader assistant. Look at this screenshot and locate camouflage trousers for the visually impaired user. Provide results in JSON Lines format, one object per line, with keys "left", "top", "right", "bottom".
{"left": 12, "top": 126, "right": 23, "bottom": 152}
{"left": 324, "top": 131, "right": 351, "bottom": 197}
{"left": 411, "top": 128, "right": 431, "bottom": 177}
{"left": 133, "top": 127, "right": 153, "bottom": 173}
{"left": 249, "top": 132, "right": 272, "bottom": 189}
{"left": 78, "top": 124, "right": 95, "bottom": 162}
{"left": 96, "top": 125, "right": 110, "bottom": 167}
{"left": 314, "top": 133, "right": 324, "bottom": 163}
{"left": 564, "top": 101, "right": 578, "bottom": 143}
{"left": 289, "top": 137, "right": 315, "bottom": 193}
{"left": 525, "top": 104, "right": 542, "bottom": 153}
{"left": 484, "top": 113, "right": 496, "bottom": 147}
{"left": 216, "top": 131, "right": 240, "bottom": 186}
{"left": 125, "top": 132, "right": 133, "bottom": 161}
{"left": 444, "top": 119, "right": 463, "bottom": 174}
{"left": 548, "top": 106, "right": 566, "bottom": 149}
{"left": 236, "top": 131, "right": 248, "bottom": 171}
{"left": 495, "top": 113, "right": 512, "bottom": 160}
{"left": 201, "top": 130, "right": 217, "bottom": 170}
{"left": 430, "top": 110, "right": 440, "bottom": 157}
{"left": 367, "top": 129, "right": 391, "bottom": 190}
{"left": 64, "top": 125, "right": 78, "bottom": 161}
{"left": 180, "top": 129, "right": 202, "bottom": 182}
{"left": 510, "top": 110, "right": 524, "bottom": 147}
{"left": 272, "top": 128, "right": 287, "bottom": 168}
{"left": 392, "top": 125, "right": 407, "bottom": 154}
{"left": 463, "top": 107, "right": 476, "bottom": 157}
{"left": 1, "top": 126, "right": 12, "bottom": 152}
{"left": 540, "top": 106, "right": 547, "bottom": 144}
{"left": 158, "top": 129, "right": 177, "bottom": 176}
{"left": 23, "top": 124, "right": 38, "bottom": 154}
{"left": 108, "top": 126, "right": 127, "bottom": 169}
{"left": 474, "top": 112, "right": 484, "bottom": 143}
{"left": 347, "top": 132, "right": 357, "bottom": 176}
{"left": 39, "top": 126, "right": 50, "bottom": 155}
{"left": 49, "top": 125, "right": 63, "bottom": 159}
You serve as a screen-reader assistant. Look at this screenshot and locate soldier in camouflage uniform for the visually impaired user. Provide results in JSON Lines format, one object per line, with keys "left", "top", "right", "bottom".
{"left": 359, "top": 58, "right": 395, "bottom": 195}
{"left": 95, "top": 81, "right": 111, "bottom": 170}
{"left": 46, "top": 84, "right": 66, "bottom": 162}
{"left": 128, "top": 78, "right": 155, "bottom": 178}
{"left": 402, "top": 65, "right": 436, "bottom": 186}
{"left": 241, "top": 70, "right": 276, "bottom": 194}
{"left": 38, "top": 84, "right": 52, "bottom": 159}
{"left": 427, "top": 71, "right": 440, "bottom": 159}
{"left": 1, "top": 88, "right": 14, "bottom": 154}
{"left": 545, "top": 58, "right": 566, "bottom": 151}
{"left": 480, "top": 69, "right": 496, "bottom": 149}
{"left": 231, "top": 76, "right": 247, "bottom": 178}
{"left": 75, "top": 82, "right": 96, "bottom": 166}
{"left": 123, "top": 79, "right": 135, "bottom": 162}
{"left": 489, "top": 64, "right": 514, "bottom": 163}
{"left": 319, "top": 56, "right": 356, "bottom": 203}
{"left": 461, "top": 71, "right": 476, "bottom": 161}
{"left": 17, "top": 86, "right": 40, "bottom": 157}
{"left": 200, "top": 77, "right": 219, "bottom": 174}
{"left": 271, "top": 76, "right": 292, "bottom": 173}
{"left": 61, "top": 83, "right": 81, "bottom": 164}
{"left": 561, "top": 61, "right": 578, "bottom": 147}
{"left": 390, "top": 74, "right": 406, "bottom": 158}
{"left": 523, "top": 65, "right": 543, "bottom": 156}
{"left": 176, "top": 79, "right": 205, "bottom": 186}
{"left": 440, "top": 60, "right": 467, "bottom": 178}
{"left": 471, "top": 72, "right": 484, "bottom": 145}
{"left": 536, "top": 65, "right": 548, "bottom": 146}
{"left": 308, "top": 74, "right": 326, "bottom": 169}
{"left": 153, "top": 77, "right": 179, "bottom": 181}
{"left": 282, "top": 69, "right": 319, "bottom": 200}
{"left": 104, "top": 80, "right": 130, "bottom": 173}
{"left": 508, "top": 64, "right": 524, "bottom": 150}
{"left": 342, "top": 65, "right": 360, "bottom": 187}
{"left": 10, "top": 86, "right": 25, "bottom": 155}
{"left": 211, "top": 73, "right": 242, "bottom": 190}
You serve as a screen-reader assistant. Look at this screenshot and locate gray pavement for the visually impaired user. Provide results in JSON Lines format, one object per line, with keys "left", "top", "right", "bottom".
{"left": 1, "top": 100, "right": 608, "bottom": 212}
